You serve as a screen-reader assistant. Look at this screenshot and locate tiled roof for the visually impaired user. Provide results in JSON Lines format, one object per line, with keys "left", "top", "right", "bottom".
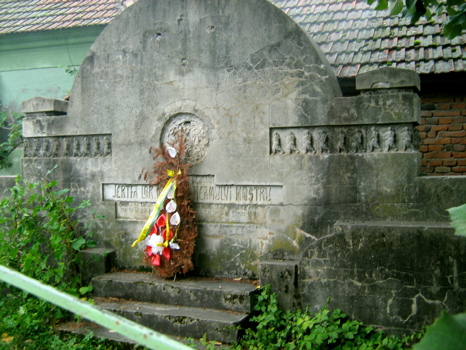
{"left": 0, "top": 0, "right": 464, "bottom": 77}
{"left": 0, "top": 0, "right": 120, "bottom": 34}
{"left": 270, "top": 0, "right": 466, "bottom": 77}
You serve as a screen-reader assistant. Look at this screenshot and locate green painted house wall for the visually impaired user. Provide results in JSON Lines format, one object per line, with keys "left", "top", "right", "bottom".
{"left": 0, "top": 26, "right": 105, "bottom": 111}
{"left": 0, "top": 26, "right": 105, "bottom": 175}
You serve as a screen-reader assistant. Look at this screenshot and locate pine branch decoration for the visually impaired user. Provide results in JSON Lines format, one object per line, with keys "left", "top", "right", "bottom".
{"left": 136, "top": 134, "right": 198, "bottom": 278}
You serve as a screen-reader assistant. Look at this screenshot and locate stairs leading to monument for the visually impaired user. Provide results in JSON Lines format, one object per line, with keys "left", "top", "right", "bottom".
{"left": 59, "top": 271, "right": 258, "bottom": 345}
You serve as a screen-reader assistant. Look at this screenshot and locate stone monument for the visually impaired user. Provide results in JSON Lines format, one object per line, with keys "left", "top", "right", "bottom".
{"left": 21, "top": 0, "right": 465, "bottom": 333}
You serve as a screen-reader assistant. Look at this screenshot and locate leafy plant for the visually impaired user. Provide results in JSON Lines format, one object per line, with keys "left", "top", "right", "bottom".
{"left": 0, "top": 169, "right": 98, "bottom": 348}
{"left": 447, "top": 203, "right": 466, "bottom": 237}
{"left": 367, "top": 0, "right": 466, "bottom": 39}
{"left": 412, "top": 311, "right": 466, "bottom": 350}
{"left": 0, "top": 105, "right": 23, "bottom": 170}
{"left": 233, "top": 285, "right": 421, "bottom": 350}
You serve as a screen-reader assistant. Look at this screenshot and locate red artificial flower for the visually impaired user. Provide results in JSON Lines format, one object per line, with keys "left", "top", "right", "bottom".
{"left": 151, "top": 254, "right": 161, "bottom": 266}
{"left": 156, "top": 214, "right": 166, "bottom": 227}
{"left": 162, "top": 247, "right": 171, "bottom": 261}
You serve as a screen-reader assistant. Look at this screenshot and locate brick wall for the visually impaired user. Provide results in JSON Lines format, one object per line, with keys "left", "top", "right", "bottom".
{"left": 418, "top": 95, "right": 466, "bottom": 175}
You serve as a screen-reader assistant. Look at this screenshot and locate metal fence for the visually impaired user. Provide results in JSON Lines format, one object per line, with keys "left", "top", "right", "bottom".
{"left": 0, "top": 265, "right": 193, "bottom": 350}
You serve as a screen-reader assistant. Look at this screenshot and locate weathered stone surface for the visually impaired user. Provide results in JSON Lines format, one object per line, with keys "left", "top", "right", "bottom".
{"left": 356, "top": 67, "right": 421, "bottom": 92}
{"left": 21, "top": 97, "right": 68, "bottom": 116}
{"left": 92, "top": 272, "right": 258, "bottom": 313}
{"left": 96, "top": 298, "right": 248, "bottom": 343}
{"left": 299, "top": 221, "right": 466, "bottom": 333}
{"left": 79, "top": 248, "right": 116, "bottom": 285}
{"left": 260, "top": 260, "right": 299, "bottom": 310}
{"left": 19, "top": 0, "right": 466, "bottom": 336}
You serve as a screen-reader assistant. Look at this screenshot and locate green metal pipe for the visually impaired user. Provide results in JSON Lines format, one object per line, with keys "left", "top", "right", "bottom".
{"left": 0, "top": 265, "right": 193, "bottom": 350}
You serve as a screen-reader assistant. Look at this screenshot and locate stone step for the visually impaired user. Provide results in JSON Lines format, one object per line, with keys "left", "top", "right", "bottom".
{"left": 94, "top": 297, "right": 248, "bottom": 344}
{"left": 56, "top": 321, "right": 231, "bottom": 349}
{"left": 92, "top": 272, "right": 258, "bottom": 313}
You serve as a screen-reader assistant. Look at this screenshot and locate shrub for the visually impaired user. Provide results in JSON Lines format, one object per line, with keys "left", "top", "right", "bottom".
{"left": 234, "top": 285, "right": 421, "bottom": 350}
{"left": 0, "top": 169, "right": 99, "bottom": 349}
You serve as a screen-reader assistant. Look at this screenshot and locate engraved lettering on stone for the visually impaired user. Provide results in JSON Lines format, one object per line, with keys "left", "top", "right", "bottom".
{"left": 367, "top": 127, "right": 381, "bottom": 152}
{"left": 23, "top": 135, "right": 112, "bottom": 158}
{"left": 161, "top": 113, "right": 209, "bottom": 166}
{"left": 104, "top": 176, "right": 283, "bottom": 205}
{"left": 272, "top": 131, "right": 284, "bottom": 154}
{"left": 287, "top": 131, "right": 299, "bottom": 154}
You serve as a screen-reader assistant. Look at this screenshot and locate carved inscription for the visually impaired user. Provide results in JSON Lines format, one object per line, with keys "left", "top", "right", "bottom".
{"left": 103, "top": 177, "right": 282, "bottom": 205}
{"left": 103, "top": 176, "right": 283, "bottom": 221}
{"left": 24, "top": 135, "right": 112, "bottom": 158}
{"left": 190, "top": 176, "right": 282, "bottom": 204}
{"left": 103, "top": 184, "right": 158, "bottom": 202}
{"left": 270, "top": 125, "right": 416, "bottom": 155}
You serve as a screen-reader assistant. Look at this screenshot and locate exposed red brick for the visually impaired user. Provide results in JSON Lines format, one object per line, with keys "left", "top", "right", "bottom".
{"left": 421, "top": 159, "right": 428, "bottom": 166}
{"left": 428, "top": 145, "right": 444, "bottom": 151}
{"left": 453, "top": 152, "right": 466, "bottom": 158}
{"left": 422, "top": 167, "right": 435, "bottom": 173}
{"left": 458, "top": 159, "right": 466, "bottom": 166}
{"left": 420, "top": 145, "right": 429, "bottom": 152}
{"left": 421, "top": 111, "right": 433, "bottom": 117}
{"left": 438, "top": 103, "right": 452, "bottom": 110}
{"left": 435, "top": 166, "right": 451, "bottom": 173}
{"left": 452, "top": 138, "right": 466, "bottom": 145}
{"left": 453, "top": 145, "right": 466, "bottom": 151}
{"left": 433, "top": 111, "right": 461, "bottom": 117}
{"left": 423, "top": 138, "right": 451, "bottom": 145}
{"left": 431, "top": 125, "right": 449, "bottom": 132}
{"left": 449, "top": 124, "right": 463, "bottom": 131}
{"left": 425, "top": 152, "right": 452, "bottom": 159}
{"left": 416, "top": 126, "right": 430, "bottom": 132}
{"left": 429, "top": 159, "right": 442, "bottom": 166}
{"left": 419, "top": 132, "right": 427, "bottom": 139}
{"left": 438, "top": 131, "right": 466, "bottom": 138}
{"left": 420, "top": 119, "right": 426, "bottom": 125}
{"left": 425, "top": 117, "right": 439, "bottom": 125}
{"left": 452, "top": 166, "right": 466, "bottom": 172}
{"left": 453, "top": 103, "right": 466, "bottom": 109}
{"left": 443, "top": 159, "right": 457, "bottom": 166}
{"left": 427, "top": 97, "right": 453, "bottom": 103}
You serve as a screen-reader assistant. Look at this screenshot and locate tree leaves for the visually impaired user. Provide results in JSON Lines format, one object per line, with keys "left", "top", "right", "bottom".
{"left": 412, "top": 311, "right": 466, "bottom": 350}
{"left": 447, "top": 203, "right": 466, "bottom": 237}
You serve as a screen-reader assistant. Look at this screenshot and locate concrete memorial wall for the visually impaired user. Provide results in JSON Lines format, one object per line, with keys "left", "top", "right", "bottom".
{"left": 21, "top": 0, "right": 465, "bottom": 333}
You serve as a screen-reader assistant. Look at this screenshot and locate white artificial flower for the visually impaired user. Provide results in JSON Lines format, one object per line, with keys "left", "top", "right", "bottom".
{"left": 166, "top": 200, "right": 177, "bottom": 213}
{"left": 148, "top": 234, "right": 164, "bottom": 255}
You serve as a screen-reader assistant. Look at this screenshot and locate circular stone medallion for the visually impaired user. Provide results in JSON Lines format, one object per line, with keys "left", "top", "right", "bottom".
{"left": 161, "top": 113, "right": 209, "bottom": 166}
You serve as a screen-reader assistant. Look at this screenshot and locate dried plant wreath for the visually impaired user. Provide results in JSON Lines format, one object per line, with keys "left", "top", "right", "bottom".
{"left": 132, "top": 135, "right": 198, "bottom": 278}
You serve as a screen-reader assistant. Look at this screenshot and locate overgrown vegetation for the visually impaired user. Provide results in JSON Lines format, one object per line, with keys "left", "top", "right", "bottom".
{"left": 368, "top": 0, "right": 466, "bottom": 39}
{"left": 233, "top": 285, "right": 421, "bottom": 350}
{"left": 0, "top": 106, "right": 23, "bottom": 170}
{"left": 0, "top": 170, "right": 112, "bottom": 349}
